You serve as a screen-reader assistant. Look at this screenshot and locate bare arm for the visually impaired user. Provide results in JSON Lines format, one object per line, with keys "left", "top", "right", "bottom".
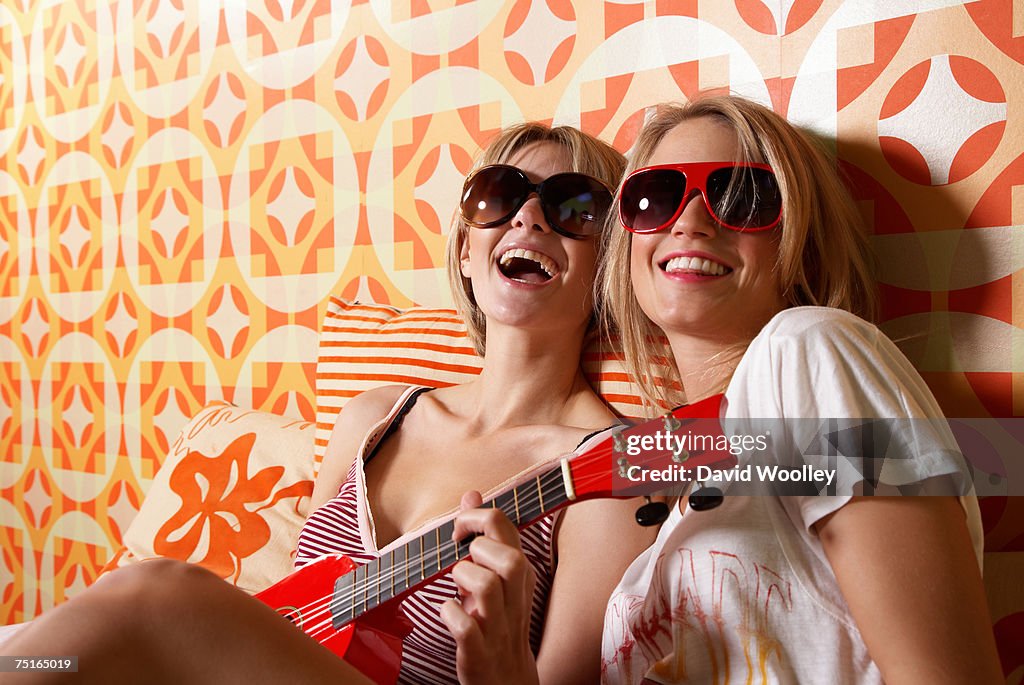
{"left": 815, "top": 496, "right": 1002, "bottom": 684}
{"left": 534, "top": 497, "right": 658, "bottom": 685}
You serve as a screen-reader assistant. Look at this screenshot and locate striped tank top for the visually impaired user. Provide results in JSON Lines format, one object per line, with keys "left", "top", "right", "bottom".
{"left": 295, "top": 386, "right": 609, "bottom": 684}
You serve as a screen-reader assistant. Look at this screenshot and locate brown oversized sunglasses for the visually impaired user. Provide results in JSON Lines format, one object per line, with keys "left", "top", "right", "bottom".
{"left": 459, "top": 164, "right": 613, "bottom": 239}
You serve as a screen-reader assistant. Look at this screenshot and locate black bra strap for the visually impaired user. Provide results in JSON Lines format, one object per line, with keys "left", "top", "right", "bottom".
{"left": 364, "top": 387, "right": 432, "bottom": 465}
{"left": 575, "top": 423, "right": 622, "bottom": 449}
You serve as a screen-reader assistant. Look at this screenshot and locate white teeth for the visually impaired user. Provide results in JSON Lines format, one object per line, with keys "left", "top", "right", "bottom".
{"left": 499, "top": 248, "right": 559, "bottom": 277}
{"left": 663, "top": 256, "right": 728, "bottom": 276}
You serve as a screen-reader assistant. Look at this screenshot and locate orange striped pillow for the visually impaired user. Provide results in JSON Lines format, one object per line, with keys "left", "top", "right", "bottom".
{"left": 314, "top": 299, "right": 647, "bottom": 469}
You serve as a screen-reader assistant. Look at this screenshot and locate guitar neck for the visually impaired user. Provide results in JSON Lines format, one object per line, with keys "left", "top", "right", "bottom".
{"left": 332, "top": 466, "right": 574, "bottom": 625}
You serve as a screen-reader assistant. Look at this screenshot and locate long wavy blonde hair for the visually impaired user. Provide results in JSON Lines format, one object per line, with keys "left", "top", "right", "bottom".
{"left": 599, "top": 96, "right": 877, "bottom": 411}
{"left": 446, "top": 123, "right": 626, "bottom": 356}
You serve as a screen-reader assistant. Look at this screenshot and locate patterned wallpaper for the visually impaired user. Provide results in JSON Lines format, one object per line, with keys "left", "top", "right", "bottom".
{"left": 0, "top": 0, "right": 1021, "bottom": 624}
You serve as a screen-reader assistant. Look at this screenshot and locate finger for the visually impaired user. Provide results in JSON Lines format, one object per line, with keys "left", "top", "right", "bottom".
{"left": 452, "top": 491, "right": 487, "bottom": 543}
{"left": 450, "top": 560, "right": 505, "bottom": 624}
{"left": 452, "top": 507, "right": 521, "bottom": 548}
{"left": 439, "top": 598, "right": 486, "bottom": 656}
{"left": 455, "top": 541, "right": 537, "bottom": 648}
{"left": 461, "top": 539, "right": 536, "bottom": 635}
{"left": 466, "top": 537, "right": 532, "bottom": 584}
{"left": 460, "top": 490, "right": 484, "bottom": 510}
{"left": 441, "top": 600, "right": 496, "bottom": 685}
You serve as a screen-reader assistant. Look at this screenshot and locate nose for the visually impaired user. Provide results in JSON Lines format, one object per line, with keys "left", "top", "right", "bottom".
{"left": 511, "top": 194, "right": 552, "bottom": 233}
{"left": 670, "top": 190, "right": 718, "bottom": 240}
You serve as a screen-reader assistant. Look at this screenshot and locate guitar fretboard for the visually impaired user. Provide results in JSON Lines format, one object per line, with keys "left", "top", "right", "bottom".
{"left": 330, "top": 469, "right": 570, "bottom": 627}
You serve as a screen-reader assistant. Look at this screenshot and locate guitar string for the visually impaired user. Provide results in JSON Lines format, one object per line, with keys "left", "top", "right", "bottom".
{"left": 287, "top": 408, "right": 723, "bottom": 644}
{"left": 302, "top": 413, "right": 696, "bottom": 625}
{"left": 305, "top": 442, "right": 720, "bottom": 645}
{"left": 291, "top": 462, "right": 621, "bottom": 644}
{"left": 300, "top": 466, "right": 578, "bottom": 643}
{"left": 302, "top": 490, "right": 560, "bottom": 643}
{"left": 317, "top": 459, "right": 591, "bottom": 608}
{"left": 303, "top": 435, "right": 720, "bottom": 644}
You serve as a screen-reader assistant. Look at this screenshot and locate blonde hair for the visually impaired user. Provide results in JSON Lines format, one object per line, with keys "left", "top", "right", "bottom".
{"left": 446, "top": 123, "right": 627, "bottom": 356}
{"left": 599, "top": 95, "right": 878, "bottom": 409}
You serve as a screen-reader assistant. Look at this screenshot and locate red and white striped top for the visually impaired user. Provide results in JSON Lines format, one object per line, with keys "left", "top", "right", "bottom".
{"left": 294, "top": 386, "right": 562, "bottom": 684}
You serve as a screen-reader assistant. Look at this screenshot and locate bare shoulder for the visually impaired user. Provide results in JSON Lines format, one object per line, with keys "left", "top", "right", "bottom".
{"left": 555, "top": 400, "right": 656, "bottom": 554}
{"left": 326, "top": 384, "right": 417, "bottom": 452}
{"left": 335, "top": 384, "right": 413, "bottom": 425}
{"left": 582, "top": 384, "right": 618, "bottom": 421}
{"left": 309, "top": 384, "right": 419, "bottom": 511}
{"left": 564, "top": 386, "right": 619, "bottom": 435}
{"left": 555, "top": 413, "right": 656, "bottom": 555}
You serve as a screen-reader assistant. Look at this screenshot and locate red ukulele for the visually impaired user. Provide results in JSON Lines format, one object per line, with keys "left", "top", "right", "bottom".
{"left": 256, "top": 395, "right": 727, "bottom": 683}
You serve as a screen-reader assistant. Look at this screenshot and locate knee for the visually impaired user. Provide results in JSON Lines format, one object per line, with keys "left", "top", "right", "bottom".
{"left": 100, "top": 557, "right": 207, "bottom": 590}
{"left": 95, "top": 559, "right": 225, "bottom": 619}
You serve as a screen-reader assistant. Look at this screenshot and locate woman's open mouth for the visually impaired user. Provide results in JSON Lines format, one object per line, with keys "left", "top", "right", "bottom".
{"left": 498, "top": 248, "right": 559, "bottom": 284}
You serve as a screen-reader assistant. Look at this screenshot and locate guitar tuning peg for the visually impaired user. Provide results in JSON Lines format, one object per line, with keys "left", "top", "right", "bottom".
{"left": 688, "top": 483, "right": 724, "bottom": 512}
{"left": 617, "top": 456, "right": 630, "bottom": 478}
{"left": 672, "top": 446, "right": 689, "bottom": 463}
{"left": 662, "top": 413, "right": 681, "bottom": 432}
{"left": 636, "top": 496, "right": 669, "bottom": 526}
{"left": 613, "top": 432, "right": 628, "bottom": 453}
{"left": 635, "top": 496, "right": 669, "bottom": 527}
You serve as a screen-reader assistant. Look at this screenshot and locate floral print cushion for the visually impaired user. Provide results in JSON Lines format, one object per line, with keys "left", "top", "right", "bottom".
{"left": 100, "top": 402, "right": 314, "bottom": 593}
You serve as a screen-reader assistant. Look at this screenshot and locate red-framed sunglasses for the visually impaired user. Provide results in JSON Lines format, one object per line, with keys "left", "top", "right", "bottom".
{"left": 459, "top": 164, "right": 613, "bottom": 239}
{"left": 619, "top": 162, "right": 782, "bottom": 233}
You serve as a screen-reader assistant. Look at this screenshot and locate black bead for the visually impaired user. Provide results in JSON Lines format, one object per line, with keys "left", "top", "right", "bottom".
{"left": 635, "top": 501, "right": 670, "bottom": 526}
{"left": 688, "top": 487, "right": 724, "bottom": 512}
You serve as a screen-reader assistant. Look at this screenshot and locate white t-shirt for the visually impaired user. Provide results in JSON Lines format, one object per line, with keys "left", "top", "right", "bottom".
{"left": 600, "top": 307, "right": 983, "bottom": 685}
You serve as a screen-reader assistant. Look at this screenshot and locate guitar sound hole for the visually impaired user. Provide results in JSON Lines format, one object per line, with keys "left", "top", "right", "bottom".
{"left": 276, "top": 606, "right": 303, "bottom": 628}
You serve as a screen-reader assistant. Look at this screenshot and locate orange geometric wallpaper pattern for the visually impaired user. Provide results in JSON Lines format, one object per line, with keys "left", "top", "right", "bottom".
{"left": 0, "top": 0, "right": 1021, "bottom": 627}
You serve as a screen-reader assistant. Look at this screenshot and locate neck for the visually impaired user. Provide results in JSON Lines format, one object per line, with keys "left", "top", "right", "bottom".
{"left": 664, "top": 306, "right": 784, "bottom": 403}
{"left": 666, "top": 331, "right": 746, "bottom": 404}
{"left": 459, "top": 320, "right": 595, "bottom": 430}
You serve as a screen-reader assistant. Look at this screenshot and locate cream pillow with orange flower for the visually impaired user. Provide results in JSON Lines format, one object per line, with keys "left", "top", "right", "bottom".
{"left": 101, "top": 402, "right": 315, "bottom": 593}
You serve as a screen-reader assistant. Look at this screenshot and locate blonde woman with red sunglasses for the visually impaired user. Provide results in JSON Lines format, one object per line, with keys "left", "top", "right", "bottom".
{"left": 444, "top": 96, "right": 1003, "bottom": 685}
{"left": 593, "top": 95, "right": 1003, "bottom": 684}
{"left": 0, "top": 124, "right": 657, "bottom": 685}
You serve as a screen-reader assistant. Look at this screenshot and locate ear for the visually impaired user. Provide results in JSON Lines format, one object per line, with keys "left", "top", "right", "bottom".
{"left": 459, "top": 236, "right": 472, "bottom": 278}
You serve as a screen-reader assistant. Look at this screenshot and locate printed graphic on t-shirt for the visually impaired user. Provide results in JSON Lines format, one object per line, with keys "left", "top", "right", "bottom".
{"left": 602, "top": 546, "right": 794, "bottom": 685}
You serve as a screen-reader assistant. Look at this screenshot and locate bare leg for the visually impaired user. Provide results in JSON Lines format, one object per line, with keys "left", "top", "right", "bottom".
{"left": 0, "top": 559, "right": 372, "bottom": 684}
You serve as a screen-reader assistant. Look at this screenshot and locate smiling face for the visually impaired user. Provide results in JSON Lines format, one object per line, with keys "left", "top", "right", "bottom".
{"left": 459, "top": 141, "right": 601, "bottom": 340}
{"left": 628, "top": 116, "right": 787, "bottom": 345}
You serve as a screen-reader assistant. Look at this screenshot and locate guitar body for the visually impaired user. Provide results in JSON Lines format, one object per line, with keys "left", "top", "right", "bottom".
{"left": 255, "top": 555, "right": 412, "bottom": 685}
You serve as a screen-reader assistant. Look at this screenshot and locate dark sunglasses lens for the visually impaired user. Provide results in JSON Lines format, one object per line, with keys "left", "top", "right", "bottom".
{"left": 461, "top": 167, "right": 528, "bottom": 226}
{"left": 544, "top": 175, "right": 611, "bottom": 235}
{"left": 620, "top": 169, "right": 687, "bottom": 232}
{"left": 707, "top": 167, "right": 781, "bottom": 229}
